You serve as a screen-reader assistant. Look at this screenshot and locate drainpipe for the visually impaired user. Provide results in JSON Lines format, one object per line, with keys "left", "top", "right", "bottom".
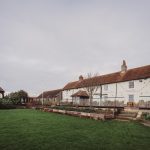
{"left": 100, "top": 85, "right": 102, "bottom": 106}
{"left": 114, "top": 83, "right": 118, "bottom": 117}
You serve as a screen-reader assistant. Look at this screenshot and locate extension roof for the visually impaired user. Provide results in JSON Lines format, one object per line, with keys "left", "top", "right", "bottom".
{"left": 71, "top": 90, "right": 89, "bottom": 97}
{"left": 37, "top": 89, "right": 62, "bottom": 99}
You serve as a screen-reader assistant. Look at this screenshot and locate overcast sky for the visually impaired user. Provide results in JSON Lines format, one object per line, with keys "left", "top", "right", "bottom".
{"left": 0, "top": 0, "right": 150, "bottom": 96}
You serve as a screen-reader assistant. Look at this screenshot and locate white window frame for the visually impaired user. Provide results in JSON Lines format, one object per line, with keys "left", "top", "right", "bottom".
{"left": 129, "top": 95, "right": 134, "bottom": 102}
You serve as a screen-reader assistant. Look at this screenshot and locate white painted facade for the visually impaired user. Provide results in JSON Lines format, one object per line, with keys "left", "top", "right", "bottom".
{"left": 62, "top": 78, "right": 150, "bottom": 106}
{"left": 63, "top": 89, "right": 79, "bottom": 103}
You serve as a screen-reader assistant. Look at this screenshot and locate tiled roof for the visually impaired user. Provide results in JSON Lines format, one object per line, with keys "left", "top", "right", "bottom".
{"left": 71, "top": 90, "right": 89, "bottom": 97}
{"left": 0, "top": 87, "right": 4, "bottom": 92}
{"left": 63, "top": 65, "right": 150, "bottom": 90}
{"left": 63, "top": 81, "right": 80, "bottom": 90}
{"left": 37, "top": 89, "right": 62, "bottom": 99}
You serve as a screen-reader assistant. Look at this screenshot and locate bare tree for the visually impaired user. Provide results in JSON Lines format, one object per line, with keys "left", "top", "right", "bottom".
{"left": 84, "top": 73, "right": 99, "bottom": 107}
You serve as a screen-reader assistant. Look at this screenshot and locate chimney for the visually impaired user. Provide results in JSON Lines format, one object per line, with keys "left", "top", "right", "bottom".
{"left": 121, "top": 60, "right": 127, "bottom": 73}
{"left": 79, "top": 75, "right": 84, "bottom": 81}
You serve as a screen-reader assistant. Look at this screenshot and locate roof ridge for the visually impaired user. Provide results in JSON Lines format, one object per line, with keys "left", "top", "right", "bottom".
{"left": 63, "top": 64, "right": 150, "bottom": 90}
{"left": 43, "top": 88, "right": 62, "bottom": 93}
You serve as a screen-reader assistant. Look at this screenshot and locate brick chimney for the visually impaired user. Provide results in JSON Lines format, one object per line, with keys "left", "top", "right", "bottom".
{"left": 121, "top": 60, "right": 127, "bottom": 73}
{"left": 79, "top": 75, "right": 84, "bottom": 81}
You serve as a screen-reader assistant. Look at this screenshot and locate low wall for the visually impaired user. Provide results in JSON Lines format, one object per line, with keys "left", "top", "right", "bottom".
{"left": 40, "top": 107, "right": 114, "bottom": 120}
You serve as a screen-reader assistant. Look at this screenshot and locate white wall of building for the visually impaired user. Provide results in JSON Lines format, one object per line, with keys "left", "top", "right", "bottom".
{"left": 62, "top": 78, "right": 150, "bottom": 105}
{"left": 62, "top": 89, "right": 79, "bottom": 102}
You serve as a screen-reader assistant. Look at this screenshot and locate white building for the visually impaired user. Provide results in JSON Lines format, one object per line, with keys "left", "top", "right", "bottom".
{"left": 37, "top": 89, "right": 62, "bottom": 105}
{"left": 62, "top": 61, "right": 150, "bottom": 107}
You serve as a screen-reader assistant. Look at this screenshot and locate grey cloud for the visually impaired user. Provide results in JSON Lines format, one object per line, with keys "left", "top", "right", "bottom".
{"left": 0, "top": 0, "right": 150, "bottom": 95}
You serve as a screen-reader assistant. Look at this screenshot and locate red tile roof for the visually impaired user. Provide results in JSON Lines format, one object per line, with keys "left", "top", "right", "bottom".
{"left": 71, "top": 90, "right": 89, "bottom": 97}
{"left": 37, "top": 89, "right": 62, "bottom": 99}
{"left": 63, "top": 65, "right": 150, "bottom": 90}
{"left": 63, "top": 81, "right": 80, "bottom": 90}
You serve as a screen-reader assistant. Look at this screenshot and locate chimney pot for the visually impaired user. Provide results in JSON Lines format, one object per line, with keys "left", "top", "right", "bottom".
{"left": 121, "top": 60, "right": 127, "bottom": 73}
{"left": 79, "top": 75, "right": 84, "bottom": 81}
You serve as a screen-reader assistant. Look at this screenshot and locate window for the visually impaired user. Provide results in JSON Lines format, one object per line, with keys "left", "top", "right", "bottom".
{"left": 104, "top": 84, "right": 108, "bottom": 90}
{"left": 129, "top": 81, "right": 134, "bottom": 88}
{"left": 129, "top": 95, "right": 134, "bottom": 102}
{"left": 103, "top": 95, "right": 108, "bottom": 101}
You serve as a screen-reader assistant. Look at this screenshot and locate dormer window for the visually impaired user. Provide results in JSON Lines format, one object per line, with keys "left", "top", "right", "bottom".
{"left": 129, "top": 81, "right": 134, "bottom": 88}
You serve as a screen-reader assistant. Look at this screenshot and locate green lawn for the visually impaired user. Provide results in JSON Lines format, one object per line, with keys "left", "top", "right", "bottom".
{"left": 0, "top": 109, "right": 150, "bottom": 150}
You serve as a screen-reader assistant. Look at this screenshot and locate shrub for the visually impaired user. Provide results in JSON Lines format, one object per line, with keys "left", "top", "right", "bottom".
{"left": 0, "top": 98, "right": 17, "bottom": 109}
{"left": 0, "top": 103, "right": 16, "bottom": 109}
{"left": 49, "top": 106, "right": 100, "bottom": 113}
{"left": 0, "top": 98, "right": 13, "bottom": 105}
{"left": 142, "top": 113, "right": 150, "bottom": 120}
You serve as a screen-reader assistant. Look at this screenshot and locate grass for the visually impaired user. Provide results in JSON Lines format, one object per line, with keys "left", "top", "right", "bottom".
{"left": 0, "top": 109, "right": 150, "bottom": 150}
